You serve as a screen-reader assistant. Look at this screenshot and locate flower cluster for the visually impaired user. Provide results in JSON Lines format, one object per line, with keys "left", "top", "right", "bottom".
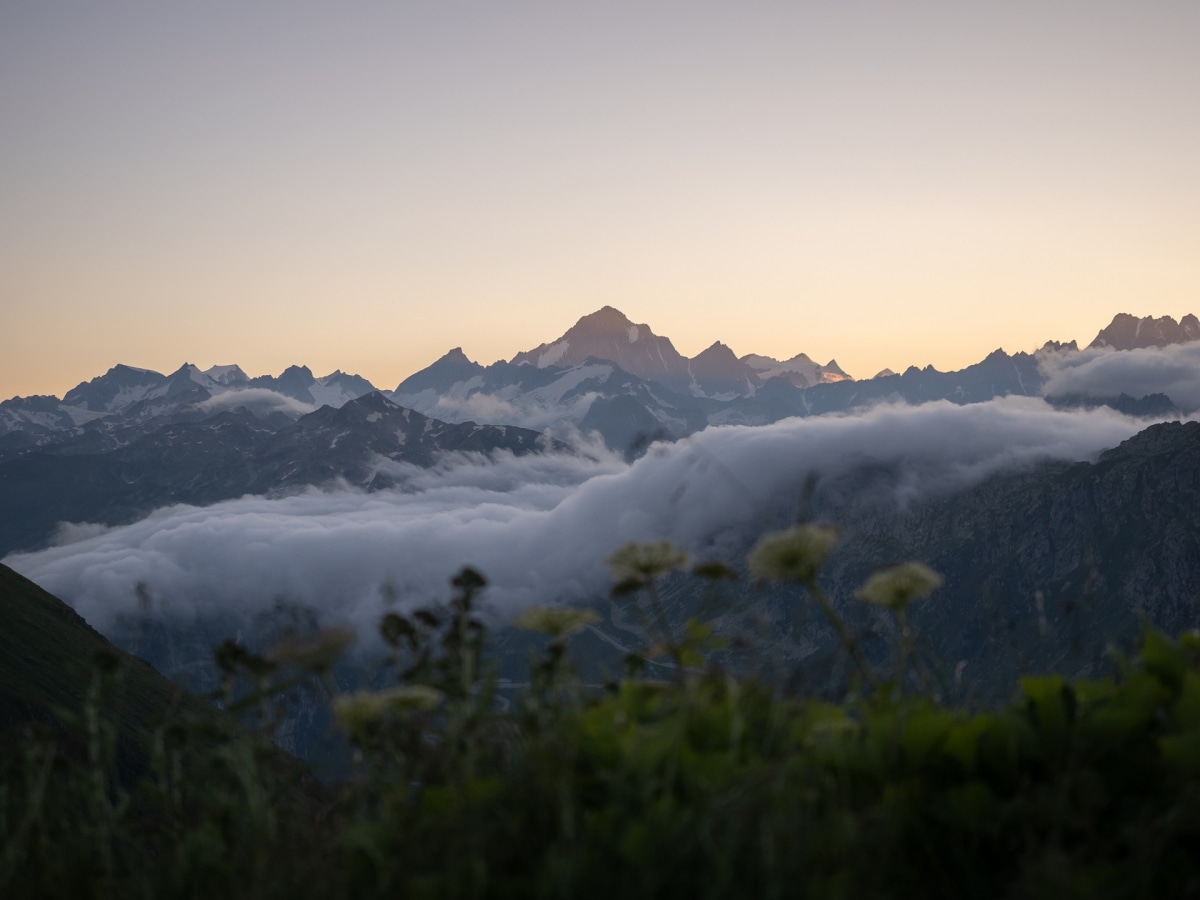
{"left": 514, "top": 605, "right": 601, "bottom": 639}
{"left": 855, "top": 562, "right": 943, "bottom": 610}
{"left": 607, "top": 541, "right": 690, "bottom": 582}
{"left": 332, "top": 684, "right": 445, "bottom": 729}
{"left": 748, "top": 523, "right": 840, "bottom": 584}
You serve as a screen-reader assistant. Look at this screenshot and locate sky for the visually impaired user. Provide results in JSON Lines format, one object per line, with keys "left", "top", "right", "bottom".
{"left": 3, "top": 2, "right": 1198, "bottom": 399}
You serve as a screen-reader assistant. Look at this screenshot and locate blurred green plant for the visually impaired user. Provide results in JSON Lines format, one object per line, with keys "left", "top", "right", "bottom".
{"left": 3, "top": 538, "right": 1200, "bottom": 899}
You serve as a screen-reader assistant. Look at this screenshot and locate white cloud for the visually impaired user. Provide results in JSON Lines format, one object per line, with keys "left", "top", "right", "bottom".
{"left": 197, "top": 388, "right": 316, "bottom": 418}
{"left": 396, "top": 388, "right": 603, "bottom": 436}
{"left": 1040, "top": 343, "right": 1200, "bottom": 411}
{"left": 49, "top": 521, "right": 113, "bottom": 547}
{"left": 5, "top": 397, "right": 1158, "bottom": 638}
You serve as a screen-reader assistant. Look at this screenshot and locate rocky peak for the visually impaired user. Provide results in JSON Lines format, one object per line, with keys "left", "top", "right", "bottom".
{"left": 63, "top": 364, "right": 166, "bottom": 411}
{"left": 742, "top": 352, "right": 852, "bottom": 387}
{"left": 278, "top": 364, "right": 315, "bottom": 382}
{"left": 1089, "top": 313, "right": 1200, "bottom": 351}
{"left": 688, "top": 342, "right": 761, "bottom": 397}
{"left": 823, "top": 359, "right": 850, "bottom": 380}
{"left": 161, "top": 363, "right": 215, "bottom": 393}
{"left": 1038, "top": 340, "right": 1079, "bottom": 355}
{"left": 510, "top": 307, "right": 692, "bottom": 390}
{"left": 347, "top": 390, "right": 400, "bottom": 412}
{"left": 691, "top": 340, "right": 739, "bottom": 364}
{"left": 203, "top": 364, "right": 249, "bottom": 386}
{"left": 394, "top": 347, "right": 486, "bottom": 395}
{"left": 576, "top": 306, "right": 636, "bottom": 332}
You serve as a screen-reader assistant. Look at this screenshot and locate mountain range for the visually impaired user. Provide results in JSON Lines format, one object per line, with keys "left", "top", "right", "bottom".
{"left": 0, "top": 309, "right": 1196, "bottom": 559}
{"left": 1090, "top": 312, "right": 1200, "bottom": 350}
{"left": 5, "top": 309, "right": 1196, "bottom": 460}
{"left": 391, "top": 308, "right": 1196, "bottom": 451}
{"left": 2, "top": 308, "right": 1199, "bottom": 765}
{"left": 0, "top": 392, "right": 548, "bottom": 558}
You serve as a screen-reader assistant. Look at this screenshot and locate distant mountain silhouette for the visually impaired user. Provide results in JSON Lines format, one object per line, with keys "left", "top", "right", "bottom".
{"left": 1089, "top": 313, "right": 1200, "bottom": 350}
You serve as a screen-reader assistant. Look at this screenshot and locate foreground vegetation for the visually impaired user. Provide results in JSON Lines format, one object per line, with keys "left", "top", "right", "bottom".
{"left": 3, "top": 529, "right": 1200, "bottom": 898}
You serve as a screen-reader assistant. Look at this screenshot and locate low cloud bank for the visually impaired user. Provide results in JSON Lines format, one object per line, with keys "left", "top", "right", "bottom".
{"left": 197, "top": 388, "right": 317, "bottom": 419}
{"left": 1040, "top": 343, "right": 1200, "bottom": 411}
{"left": 5, "top": 398, "right": 1159, "bottom": 636}
{"left": 393, "top": 388, "right": 602, "bottom": 436}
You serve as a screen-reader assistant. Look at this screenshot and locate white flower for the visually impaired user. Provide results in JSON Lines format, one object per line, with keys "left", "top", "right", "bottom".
{"left": 267, "top": 626, "right": 355, "bottom": 672}
{"left": 747, "top": 524, "right": 840, "bottom": 583}
{"left": 607, "top": 541, "right": 690, "bottom": 582}
{"left": 513, "top": 605, "right": 600, "bottom": 638}
{"left": 333, "top": 685, "right": 444, "bottom": 729}
{"left": 855, "top": 562, "right": 943, "bottom": 610}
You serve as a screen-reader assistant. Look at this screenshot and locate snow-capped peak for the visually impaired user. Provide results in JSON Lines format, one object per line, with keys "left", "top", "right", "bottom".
{"left": 204, "top": 364, "right": 249, "bottom": 386}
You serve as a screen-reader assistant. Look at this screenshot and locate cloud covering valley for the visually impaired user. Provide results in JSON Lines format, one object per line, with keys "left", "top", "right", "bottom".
{"left": 4, "top": 397, "right": 1170, "bottom": 639}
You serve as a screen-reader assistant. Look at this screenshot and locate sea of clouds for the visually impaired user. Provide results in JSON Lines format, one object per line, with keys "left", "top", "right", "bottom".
{"left": 4, "top": 396, "right": 1164, "bottom": 637}
{"left": 1039, "top": 342, "right": 1200, "bottom": 412}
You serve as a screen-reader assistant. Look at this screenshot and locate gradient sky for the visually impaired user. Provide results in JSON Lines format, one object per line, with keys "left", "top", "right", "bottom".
{"left": 2, "top": 2, "right": 1198, "bottom": 399}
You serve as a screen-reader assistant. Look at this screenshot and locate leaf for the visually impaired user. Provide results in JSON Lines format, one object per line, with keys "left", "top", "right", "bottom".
{"left": 900, "top": 707, "right": 953, "bottom": 767}
{"left": 1021, "top": 675, "right": 1075, "bottom": 755}
{"left": 1160, "top": 733, "right": 1200, "bottom": 776}
{"left": 1140, "top": 629, "right": 1188, "bottom": 692}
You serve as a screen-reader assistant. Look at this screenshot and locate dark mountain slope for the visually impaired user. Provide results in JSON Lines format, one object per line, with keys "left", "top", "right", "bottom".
{"left": 253, "top": 391, "right": 549, "bottom": 486}
{"left": 617, "top": 421, "right": 1200, "bottom": 698}
{"left": 0, "top": 562, "right": 215, "bottom": 784}
{"left": 732, "top": 420, "right": 1200, "bottom": 690}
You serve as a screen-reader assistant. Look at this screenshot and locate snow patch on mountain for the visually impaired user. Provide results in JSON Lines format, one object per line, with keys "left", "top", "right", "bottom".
{"left": 537, "top": 341, "right": 570, "bottom": 368}
{"left": 310, "top": 382, "right": 366, "bottom": 409}
{"left": 742, "top": 353, "right": 853, "bottom": 387}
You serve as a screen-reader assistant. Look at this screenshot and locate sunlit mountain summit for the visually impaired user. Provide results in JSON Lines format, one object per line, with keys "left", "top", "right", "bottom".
{"left": 508, "top": 305, "right": 849, "bottom": 398}
{"left": 511, "top": 306, "right": 699, "bottom": 391}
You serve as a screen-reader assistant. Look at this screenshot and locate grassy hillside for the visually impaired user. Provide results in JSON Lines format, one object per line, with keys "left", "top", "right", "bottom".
{"left": 0, "top": 563, "right": 223, "bottom": 783}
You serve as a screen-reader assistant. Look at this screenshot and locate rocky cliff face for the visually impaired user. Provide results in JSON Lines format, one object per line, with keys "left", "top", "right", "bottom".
{"left": 635, "top": 420, "right": 1200, "bottom": 697}
{"left": 805, "top": 420, "right": 1200, "bottom": 689}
